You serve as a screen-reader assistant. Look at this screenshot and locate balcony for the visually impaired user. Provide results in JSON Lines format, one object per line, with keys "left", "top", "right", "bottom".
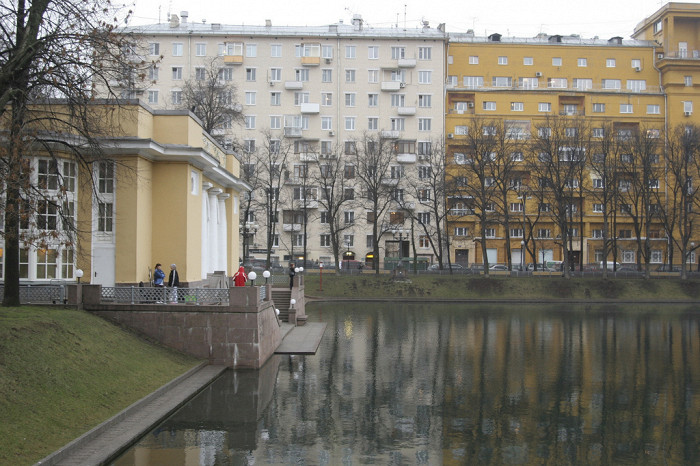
{"left": 381, "top": 130, "right": 400, "bottom": 139}
{"left": 284, "top": 177, "right": 305, "bottom": 185}
{"left": 381, "top": 81, "right": 402, "bottom": 91}
{"left": 397, "top": 58, "right": 417, "bottom": 68}
{"left": 284, "top": 81, "right": 303, "bottom": 90}
{"left": 396, "top": 153, "right": 416, "bottom": 163}
{"left": 382, "top": 178, "right": 400, "bottom": 186}
{"left": 301, "top": 56, "right": 321, "bottom": 66}
{"left": 283, "top": 223, "right": 301, "bottom": 232}
{"left": 397, "top": 106, "right": 416, "bottom": 116}
{"left": 298, "top": 152, "right": 318, "bottom": 162}
{"left": 223, "top": 55, "right": 243, "bottom": 65}
{"left": 300, "top": 103, "right": 320, "bottom": 114}
{"left": 401, "top": 202, "right": 416, "bottom": 210}
{"left": 300, "top": 199, "right": 318, "bottom": 209}
{"left": 284, "top": 127, "right": 302, "bottom": 137}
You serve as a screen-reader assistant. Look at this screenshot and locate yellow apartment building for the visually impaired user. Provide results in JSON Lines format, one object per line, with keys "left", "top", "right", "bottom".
{"left": 445, "top": 2, "right": 700, "bottom": 270}
{"left": 0, "top": 101, "right": 249, "bottom": 286}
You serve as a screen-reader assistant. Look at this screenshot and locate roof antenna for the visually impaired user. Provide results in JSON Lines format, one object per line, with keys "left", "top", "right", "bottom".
{"left": 404, "top": 4, "right": 407, "bottom": 31}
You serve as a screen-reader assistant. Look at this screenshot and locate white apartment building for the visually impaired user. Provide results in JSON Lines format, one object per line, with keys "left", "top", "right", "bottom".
{"left": 121, "top": 12, "right": 447, "bottom": 268}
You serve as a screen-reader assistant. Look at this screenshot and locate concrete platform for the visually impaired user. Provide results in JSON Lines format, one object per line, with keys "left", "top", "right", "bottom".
{"left": 36, "top": 363, "right": 227, "bottom": 466}
{"left": 275, "top": 322, "right": 327, "bottom": 354}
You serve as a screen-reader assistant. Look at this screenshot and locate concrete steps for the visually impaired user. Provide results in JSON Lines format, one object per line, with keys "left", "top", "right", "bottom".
{"left": 271, "top": 289, "right": 292, "bottom": 322}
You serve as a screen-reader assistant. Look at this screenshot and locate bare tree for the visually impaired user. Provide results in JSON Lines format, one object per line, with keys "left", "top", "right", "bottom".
{"left": 180, "top": 58, "right": 243, "bottom": 147}
{"left": 0, "top": 0, "right": 141, "bottom": 305}
{"left": 311, "top": 142, "right": 355, "bottom": 270}
{"left": 352, "top": 134, "right": 398, "bottom": 274}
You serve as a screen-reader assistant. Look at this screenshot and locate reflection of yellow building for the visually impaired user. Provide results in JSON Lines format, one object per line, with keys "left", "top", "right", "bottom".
{"left": 445, "top": 3, "right": 700, "bottom": 268}
{"left": 1, "top": 101, "right": 249, "bottom": 286}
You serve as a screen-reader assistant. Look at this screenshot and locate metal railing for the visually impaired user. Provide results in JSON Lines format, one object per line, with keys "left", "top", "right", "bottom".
{"left": 101, "top": 286, "right": 230, "bottom": 305}
{"left": 0, "top": 284, "right": 67, "bottom": 304}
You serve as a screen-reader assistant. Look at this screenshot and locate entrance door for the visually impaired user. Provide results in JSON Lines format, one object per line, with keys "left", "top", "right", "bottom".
{"left": 679, "top": 42, "right": 688, "bottom": 58}
{"left": 455, "top": 249, "right": 469, "bottom": 266}
{"left": 92, "top": 246, "right": 115, "bottom": 287}
{"left": 486, "top": 248, "right": 498, "bottom": 265}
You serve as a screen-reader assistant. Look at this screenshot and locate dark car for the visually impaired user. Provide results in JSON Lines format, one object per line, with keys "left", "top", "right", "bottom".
{"left": 428, "top": 263, "right": 464, "bottom": 272}
{"left": 655, "top": 264, "right": 682, "bottom": 272}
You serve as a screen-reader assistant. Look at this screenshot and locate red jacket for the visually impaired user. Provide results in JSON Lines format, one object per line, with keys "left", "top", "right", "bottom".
{"left": 233, "top": 267, "right": 248, "bottom": 286}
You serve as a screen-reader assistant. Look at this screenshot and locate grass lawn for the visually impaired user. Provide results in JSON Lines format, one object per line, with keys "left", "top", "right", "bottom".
{"left": 0, "top": 306, "right": 200, "bottom": 465}
{"left": 304, "top": 272, "right": 700, "bottom": 301}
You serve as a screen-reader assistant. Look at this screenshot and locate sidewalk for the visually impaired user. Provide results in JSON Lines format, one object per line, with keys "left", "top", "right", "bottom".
{"left": 36, "top": 363, "right": 227, "bottom": 466}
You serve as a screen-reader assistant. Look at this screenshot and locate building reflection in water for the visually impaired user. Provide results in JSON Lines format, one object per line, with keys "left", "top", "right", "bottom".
{"left": 112, "top": 303, "right": 700, "bottom": 465}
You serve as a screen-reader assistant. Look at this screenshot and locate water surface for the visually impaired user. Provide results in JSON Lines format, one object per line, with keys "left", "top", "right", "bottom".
{"left": 112, "top": 302, "right": 700, "bottom": 465}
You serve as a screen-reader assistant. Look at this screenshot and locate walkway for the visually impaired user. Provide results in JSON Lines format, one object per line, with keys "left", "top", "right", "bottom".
{"left": 275, "top": 322, "right": 327, "bottom": 354}
{"left": 36, "top": 364, "right": 227, "bottom": 466}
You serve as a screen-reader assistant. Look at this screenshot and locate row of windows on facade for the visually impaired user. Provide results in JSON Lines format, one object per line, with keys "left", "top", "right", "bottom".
{"left": 451, "top": 100, "right": 666, "bottom": 115}
{"left": 242, "top": 137, "right": 435, "bottom": 155}
{"left": 464, "top": 56, "right": 644, "bottom": 69}
{"left": 155, "top": 66, "right": 425, "bottom": 85}
{"left": 253, "top": 232, "right": 434, "bottom": 249}
{"left": 150, "top": 42, "right": 434, "bottom": 61}
{"left": 244, "top": 162, "right": 432, "bottom": 181}
{"left": 448, "top": 199, "right": 667, "bottom": 215}
{"left": 450, "top": 125, "right": 663, "bottom": 139}
{"left": 454, "top": 76, "right": 660, "bottom": 91}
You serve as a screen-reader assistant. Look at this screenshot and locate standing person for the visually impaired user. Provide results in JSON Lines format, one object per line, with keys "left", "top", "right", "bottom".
{"left": 288, "top": 263, "right": 296, "bottom": 290}
{"left": 168, "top": 264, "right": 180, "bottom": 303}
{"left": 233, "top": 266, "right": 247, "bottom": 287}
{"left": 153, "top": 263, "right": 165, "bottom": 287}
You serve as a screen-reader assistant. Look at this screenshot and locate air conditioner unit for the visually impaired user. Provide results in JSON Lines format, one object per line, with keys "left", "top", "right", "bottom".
{"left": 329, "top": 130, "right": 335, "bottom": 136}
{"left": 634, "top": 66, "right": 642, "bottom": 72}
{"left": 418, "top": 154, "right": 426, "bottom": 161}
{"left": 467, "top": 102, "right": 475, "bottom": 108}
{"left": 399, "top": 82, "right": 406, "bottom": 88}
{"left": 269, "top": 81, "right": 274, "bottom": 86}
{"left": 447, "top": 133, "right": 454, "bottom": 139}
{"left": 535, "top": 72, "right": 543, "bottom": 77}
{"left": 325, "top": 58, "right": 332, "bottom": 64}
{"left": 685, "top": 111, "right": 693, "bottom": 116}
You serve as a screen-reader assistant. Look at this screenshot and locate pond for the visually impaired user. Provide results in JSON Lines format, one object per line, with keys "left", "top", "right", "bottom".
{"left": 111, "top": 302, "right": 700, "bottom": 465}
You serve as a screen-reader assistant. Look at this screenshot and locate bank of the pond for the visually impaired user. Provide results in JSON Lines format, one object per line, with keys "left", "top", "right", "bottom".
{"left": 304, "top": 274, "right": 700, "bottom": 302}
{"left": 0, "top": 306, "right": 201, "bottom": 465}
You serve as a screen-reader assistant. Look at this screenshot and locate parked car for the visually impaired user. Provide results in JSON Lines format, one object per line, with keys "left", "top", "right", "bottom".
{"left": 489, "top": 264, "right": 509, "bottom": 271}
{"left": 655, "top": 264, "right": 682, "bottom": 272}
{"left": 468, "top": 264, "right": 486, "bottom": 273}
{"left": 428, "top": 263, "right": 464, "bottom": 272}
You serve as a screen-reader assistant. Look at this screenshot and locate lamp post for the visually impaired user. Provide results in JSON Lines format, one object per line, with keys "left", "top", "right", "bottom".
{"left": 517, "top": 193, "right": 531, "bottom": 272}
{"left": 75, "top": 268, "right": 83, "bottom": 284}
{"left": 263, "top": 270, "right": 270, "bottom": 284}
{"left": 319, "top": 262, "right": 323, "bottom": 291}
{"left": 520, "top": 240, "right": 525, "bottom": 272}
{"left": 242, "top": 222, "right": 258, "bottom": 265}
{"left": 248, "top": 271, "right": 257, "bottom": 286}
{"left": 345, "top": 241, "right": 351, "bottom": 273}
{"left": 75, "top": 269, "right": 84, "bottom": 309}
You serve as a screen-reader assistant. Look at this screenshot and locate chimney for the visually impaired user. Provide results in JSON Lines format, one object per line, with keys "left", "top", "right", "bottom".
{"left": 265, "top": 19, "right": 272, "bottom": 27}
{"left": 180, "top": 11, "right": 188, "bottom": 24}
{"left": 352, "top": 14, "right": 363, "bottom": 31}
{"left": 169, "top": 14, "right": 180, "bottom": 28}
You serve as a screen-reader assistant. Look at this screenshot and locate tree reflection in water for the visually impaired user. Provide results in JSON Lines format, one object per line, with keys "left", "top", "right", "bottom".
{"left": 112, "top": 303, "right": 700, "bottom": 465}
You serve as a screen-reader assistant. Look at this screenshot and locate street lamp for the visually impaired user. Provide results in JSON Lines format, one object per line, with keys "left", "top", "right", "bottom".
{"left": 263, "top": 270, "right": 270, "bottom": 284}
{"left": 319, "top": 261, "right": 324, "bottom": 291}
{"left": 242, "top": 222, "right": 258, "bottom": 265}
{"left": 520, "top": 240, "right": 525, "bottom": 272}
{"left": 75, "top": 268, "right": 84, "bottom": 283}
{"left": 345, "top": 241, "right": 351, "bottom": 273}
{"left": 248, "top": 271, "right": 257, "bottom": 286}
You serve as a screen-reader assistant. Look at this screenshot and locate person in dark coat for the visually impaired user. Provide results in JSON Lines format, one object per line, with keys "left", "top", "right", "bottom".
{"left": 289, "top": 263, "right": 296, "bottom": 290}
{"left": 168, "top": 264, "right": 180, "bottom": 303}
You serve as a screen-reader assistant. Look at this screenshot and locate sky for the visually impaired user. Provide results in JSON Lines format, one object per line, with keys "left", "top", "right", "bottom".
{"left": 126, "top": 0, "right": 686, "bottom": 39}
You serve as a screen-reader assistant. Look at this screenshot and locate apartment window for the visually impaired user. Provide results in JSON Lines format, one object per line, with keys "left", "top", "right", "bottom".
{"left": 171, "top": 66, "right": 183, "bottom": 80}
{"left": 578, "top": 58, "right": 587, "bottom": 67}
{"left": 418, "top": 47, "right": 431, "bottom": 60}
{"left": 368, "top": 46, "right": 379, "bottom": 59}
{"left": 483, "top": 101, "right": 496, "bottom": 111}
{"left": 418, "top": 166, "right": 431, "bottom": 179}
{"left": 603, "top": 79, "right": 623, "bottom": 89}
{"left": 463, "top": 76, "right": 484, "bottom": 88}
{"left": 322, "top": 45, "right": 333, "bottom": 59}
{"left": 538, "top": 102, "right": 551, "bottom": 112}
{"left": 246, "top": 68, "right": 256, "bottom": 81}
{"left": 195, "top": 43, "right": 206, "bottom": 56}
{"left": 492, "top": 76, "right": 512, "bottom": 87}
{"left": 368, "top": 117, "right": 378, "bottom": 130}
{"left": 498, "top": 56, "right": 508, "bottom": 65}
{"left": 391, "top": 94, "right": 405, "bottom": 107}
{"left": 631, "top": 59, "right": 641, "bottom": 69}
{"left": 270, "top": 92, "right": 281, "bottom": 106}
{"left": 171, "top": 90, "right": 182, "bottom": 105}
{"left": 147, "top": 90, "right": 158, "bottom": 104}
{"left": 552, "top": 57, "right": 562, "bottom": 66}
{"left": 246, "top": 44, "right": 257, "bottom": 57}
{"left": 320, "top": 234, "right": 331, "bottom": 247}
{"left": 345, "top": 141, "right": 356, "bottom": 155}
{"left": 647, "top": 104, "right": 660, "bottom": 114}
{"left": 510, "top": 203, "right": 523, "bottom": 212}
{"left": 368, "top": 93, "right": 378, "bottom": 107}
{"left": 294, "top": 92, "right": 310, "bottom": 105}
{"left": 454, "top": 227, "right": 469, "bottom": 236}
{"left": 447, "top": 76, "right": 457, "bottom": 87}
{"left": 539, "top": 203, "right": 551, "bottom": 213}
{"left": 417, "top": 142, "right": 431, "bottom": 156}
{"left": 573, "top": 78, "right": 592, "bottom": 90}
{"left": 321, "top": 116, "right": 332, "bottom": 130}
{"left": 269, "top": 44, "right": 282, "bottom": 57}
{"left": 345, "top": 69, "right": 356, "bottom": 83}
{"left": 418, "top": 94, "right": 432, "bottom": 108}
{"left": 621, "top": 250, "right": 635, "bottom": 263}
{"left": 511, "top": 102, "right": 524, "bottom": 111}
{"left": 243, "top": 139, "right": 256, "bottom": 153}
{"left": 322, "top": 69, "right": 332, "bottom": 82}
{"left": 148, "top": 65, "right": 159, "bottom": 81}
{"left": 593, "top": 204, "right": 604, "bottom": 213}
{"left": 245, "top": 115, "right": 256, "bottom": 129}
{"left": 98, "top": 202, "right": 113, "bottom": 232}
{"left": 391, "top": 118, "right": 405, "bottom": 131}
{"left": 684, "top": 101, "right": 694, "bottom": 114}
{"left": 391, "top": 69, "right": 406, "bottom": 82}
{"left": 418, "top": 118, "right": 431, "bottom": 131}
{"left": 593, "top": 178, "right": 604, "bottom": 189}
{"left": 344, "top": 164, "right": 355, "bottom": 179}
{"left": 649, "top": 178, "right": 660, "bottom": 189}
{"left": 592, "top": 103, "right": 606, "bottom": 113}
{"left": 321, "top": 93, "right": 332, "bottom": 106}
{"left": 563, "top": 104, "right": 578, "bottom": 115}
{"left": 295, "top": 68, "right": 309, "bottom": 82}
{"left": 172, "top": 42, "right": 183, "bottom": 56}
{"left": 537, "top": 229, "right": 551, "bottom": 238}
{"left": 485, "top": 228, "right": 496, "bottom": 238}
{"left": 270, "top": 116, "right": 281, "bottom": 129}
{"left": 620, "top": 104, "right": 633, "bottom": 114}
{"left": 685, "top": 76, "right": 693, "bottom": 87}
{"left": 345, "top": 45, "right": 356, "bottom": 59}
{"left": 524, "top": 57, "right": 533, "bottom": 65}
{"left": 345, "top": 93, "right": 356, "bottom": 107}
{"left": 627, "top": 80, "right": 646, "bottom": 91}
{"left": 149, "top": 42, "right": 160, "bottom": 55}
{"left": 469, "top": 55, "right": 479, "bottom": 64}
{"left": 547, "top": 78, "right": 567, "bottom": 88}
{"left": 418, "top": 70, "right": 431, "bottom": 84}
{"left": 368, "top": 69, "right": 378, "bottom": 83}
{"left": 455, "top": 125, "right": 468, "bottom": 135}
{"left": 245, "top": 92, "right": 256, "bottom": 105}
{"left": 391, "top": 165, "right": 405, "bottom": 179}
{"left": 344, "top": 187, "right": 355, "bottom": 200}
{"left": 605, "top": 58, "right": 616, "bottom": 67}
{"left": 344, "top": 211, "right": 355, "bottom": 225}
{"left": 345, "top": 117, "right": 356, "bottom": 130}
{"left": 391, "top": 46, "right": 406, "bottom": 59}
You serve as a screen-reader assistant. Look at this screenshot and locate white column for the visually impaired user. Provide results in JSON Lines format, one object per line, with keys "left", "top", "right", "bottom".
{"left": 207, "top": 187, "right": 222, "bottom": 274}
{"left": 201, "top": 182, "right": 213, "bottom": 278}
{"left": 217, "top": 193, "right": 230, "bottom": 274}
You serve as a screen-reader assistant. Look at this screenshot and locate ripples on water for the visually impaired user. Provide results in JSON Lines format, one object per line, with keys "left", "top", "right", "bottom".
{"left": 112, "top": 303, "right": 700, "bottom": 465}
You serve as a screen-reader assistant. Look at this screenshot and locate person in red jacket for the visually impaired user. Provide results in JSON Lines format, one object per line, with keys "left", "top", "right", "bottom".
{"left": 233, "top": 266, "right": 248, "bottom": 286}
